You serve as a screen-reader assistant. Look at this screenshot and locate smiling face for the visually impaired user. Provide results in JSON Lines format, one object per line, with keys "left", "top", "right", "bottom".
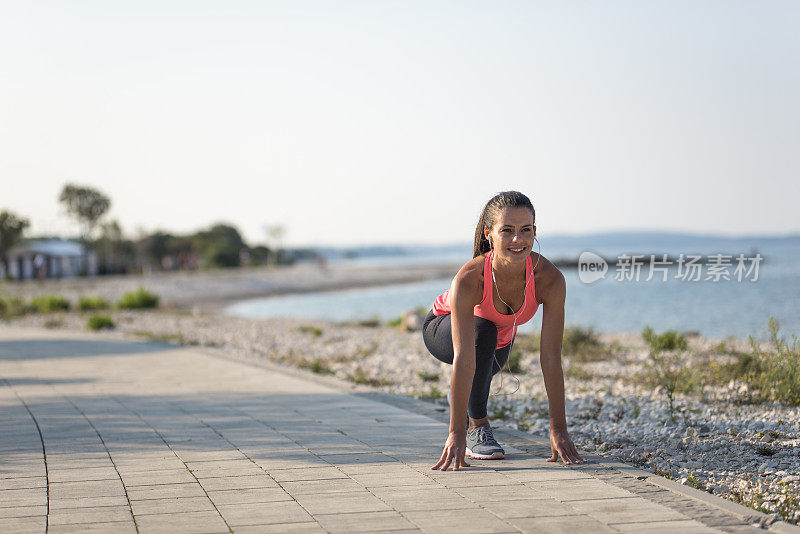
{"left": 484, "top": 206, "right": 535, "bottom": 263}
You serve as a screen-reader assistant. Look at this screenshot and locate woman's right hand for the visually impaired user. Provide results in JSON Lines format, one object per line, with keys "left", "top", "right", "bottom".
{"left": 431, "top": 431, "right": 470, "bottom": 471}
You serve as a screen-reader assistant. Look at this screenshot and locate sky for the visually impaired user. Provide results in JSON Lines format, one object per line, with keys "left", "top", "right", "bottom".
{"left": 2, "top": 1, "right": 799, "bottom": 247}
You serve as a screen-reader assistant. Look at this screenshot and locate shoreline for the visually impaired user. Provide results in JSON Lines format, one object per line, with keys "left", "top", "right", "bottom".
{"left": 0, "top": 261, "right": 463, "bottom": 312}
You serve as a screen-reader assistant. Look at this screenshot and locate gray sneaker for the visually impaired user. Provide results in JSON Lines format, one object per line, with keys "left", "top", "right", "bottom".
{"left": 466, "top": 424, "right": 505, "bottom": 459}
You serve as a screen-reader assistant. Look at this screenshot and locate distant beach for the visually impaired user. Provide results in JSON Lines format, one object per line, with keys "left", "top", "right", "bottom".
{"left": 0, "top": 261, "right": 462, "bottom": 312}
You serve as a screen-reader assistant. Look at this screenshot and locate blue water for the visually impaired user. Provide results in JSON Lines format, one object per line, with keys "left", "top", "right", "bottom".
{"left": 225, "top": 233, "right": 800, "bottom": 341}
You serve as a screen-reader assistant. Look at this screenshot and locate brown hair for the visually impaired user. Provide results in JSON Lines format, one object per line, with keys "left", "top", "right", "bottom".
{"left": 473, "top": 191, "right": 535, "bottom": 258}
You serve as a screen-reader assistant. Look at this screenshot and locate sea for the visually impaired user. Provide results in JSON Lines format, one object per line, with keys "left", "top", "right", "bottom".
{"left": 224, "top": 232, "right": 800, "bottom": 341}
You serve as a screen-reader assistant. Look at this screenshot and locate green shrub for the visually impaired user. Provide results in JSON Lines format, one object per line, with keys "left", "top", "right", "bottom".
{"left": 116, "top": 288, "right": 159, "bottom": 309}
{"left": 415, "top": 384, "right": 445, "bottom": 402}
{"left": 565, "top": 363, "right": 592, "bottom": 381}
{"left": 640, "top": 326, "right": 697, "bottom": 421}
{"left": 87, "top": 314, "right": 115, "bottom": 331}
{"left": 298, "top": 325, "right": 323, "bottom": 337}
{"left": 347, "top": 367, "right": 393, "bottom": 387}
{"left": 505, "top": 344, "right": 525, "bottom": 374}
{"left": 560, "top": 325, "right": 618, "bottom": 361}
{"left": 385, "top": 316, "right": 403, "bottom": 328}
{"left": 0, "top": 295, "right": 28, "bottom": 318}
{"left": 30, "top": 295, "right": 70, "bottom": 313}
{"left": 134, "top": 330, "right": 185, "bottom": 344}
{"left": 516, "top": 332, "right": 540, "bottom": 352}
{"left": 78, "top": 296, "right": 110, "bottom": 311}
{"left": 416, "top": 369, "right": 440, "bottom": 382}
{"left": 745, "top": 317, "right": 800, "bottom": 406}
{"left": 297, "top": 357, "right": 331, "bottom": 374}
{"left": 642, "top": 325, "right": 687, "bottom": 352}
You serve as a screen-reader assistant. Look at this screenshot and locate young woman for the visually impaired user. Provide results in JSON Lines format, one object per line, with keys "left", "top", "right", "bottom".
{"left": 423, "top": 191, "right": 584, "bottom": 471}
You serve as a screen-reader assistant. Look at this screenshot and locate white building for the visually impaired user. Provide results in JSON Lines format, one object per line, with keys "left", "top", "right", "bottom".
{"left": 4, "top": 240, "right": 98, "bottom": 280}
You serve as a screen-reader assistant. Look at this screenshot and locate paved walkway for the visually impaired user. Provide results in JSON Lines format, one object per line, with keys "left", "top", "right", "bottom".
{"left": 0, "top": 326, "right": 795, "bottom": 533}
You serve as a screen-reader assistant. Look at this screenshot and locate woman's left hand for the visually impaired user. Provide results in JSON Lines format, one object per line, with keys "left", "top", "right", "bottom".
{"left": 547, "top": 427, "right": 585, "bottom": 465}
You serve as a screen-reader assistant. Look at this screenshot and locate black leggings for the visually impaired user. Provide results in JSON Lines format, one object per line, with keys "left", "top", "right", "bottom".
{"left": 422, "top": 310, "right": 511, "bottom": 420}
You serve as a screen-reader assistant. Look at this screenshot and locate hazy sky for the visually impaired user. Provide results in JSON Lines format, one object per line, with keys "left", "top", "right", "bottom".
{"left": 2, "top": 1, "right": 798, "bottom": 247}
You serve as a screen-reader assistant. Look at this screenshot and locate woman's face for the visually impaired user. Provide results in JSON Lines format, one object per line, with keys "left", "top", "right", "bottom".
{"left": 485, "top": 206, "right": 535, "bottom": 261}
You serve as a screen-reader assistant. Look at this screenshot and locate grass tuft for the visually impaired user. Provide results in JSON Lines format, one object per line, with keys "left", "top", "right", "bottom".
{"left": 416, "top": 369, "right": 440, "bottom": 382}
{"left": 78, "top": 296, "right": 110, "bottom": 311}
{"left": 298, "top": 325, "right": 323, "bottom": 337}
{"left": 116, "top": 288, "right": 159, "bottom": 309}
{"left": 87, "top": 314, "right": 115, "bottom": 331}
{"left": 30, "top": 294, "right": 70, "bottom": 313}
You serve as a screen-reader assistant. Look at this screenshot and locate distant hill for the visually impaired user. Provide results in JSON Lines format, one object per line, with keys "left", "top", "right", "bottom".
{"left": 314, "top": 231, "right": 800, "bottom": 259}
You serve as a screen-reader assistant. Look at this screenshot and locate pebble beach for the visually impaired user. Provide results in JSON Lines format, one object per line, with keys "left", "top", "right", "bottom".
{"left": 2, "top": 264, "right": 798, "bottom": 526}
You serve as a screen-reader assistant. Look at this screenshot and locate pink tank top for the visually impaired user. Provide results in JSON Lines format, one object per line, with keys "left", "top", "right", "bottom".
{"left": 432, "top": 250, "right": 540, "bottom": 349}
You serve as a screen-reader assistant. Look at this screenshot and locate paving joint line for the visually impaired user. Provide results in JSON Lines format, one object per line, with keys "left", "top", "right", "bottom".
{"left": 199, "top": 396, "right": 428, "bottom": 532}
{"left": 52, "top": 387, "right": 139, "bottom": 534}
{"left": 155, "top": 394, "right": 328, "bottom": 532}
{"left": 109, "top": 394, "right": 234, "bottom": 534}
{"left": 212, "top": 397, "right": 529, "bottom": 533}
{"left": 2, "top": 377, "right": 50, "bottom": 533}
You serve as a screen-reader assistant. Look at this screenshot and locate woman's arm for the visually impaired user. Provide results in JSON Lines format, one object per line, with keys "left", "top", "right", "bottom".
{"left": 431, "top": 268, "right": 482, "bottom": 471}
{"left": 539, "top": 268, "right": 585, "bottom": 464}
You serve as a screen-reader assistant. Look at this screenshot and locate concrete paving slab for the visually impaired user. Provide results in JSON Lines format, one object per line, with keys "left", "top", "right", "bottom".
{"left": 231, "top": 522, "right": 326, "bottom": 533}
{"left": 126, "top": 482, "right": 208, "bottom": 501}
{"left": 47, "top": 521, "right": 137, "bottom": 533}
{"left": 293, "top": 491, "right": 393, "bottom": 515}
{"left": 129, "top": 495, "right": 216, "bottom": 515}
{"left": 613, "top": 519, "right": 723, "bottom": 533}
{"left": 510, "top": 514, "right": 619, "bottom": 533}
{"left": 568, "top": 495, "right": 687, "bottom": 524}
{"left": 214, "top": 500, "right": 313, "bottom": 526}
{"left": 314, "top": 510, "right": 418, "bottom": 533}
{"left": 0, "top": 516, "right": 47, "bottom": 532}
{"left": 47, "top": 505, "right": 133, "bottom": 525}
{"left": 134, "top": 510, "right": 229, "bottom": 533}
{"left": 205, "top": 487, "right": 294, "bottom": 505}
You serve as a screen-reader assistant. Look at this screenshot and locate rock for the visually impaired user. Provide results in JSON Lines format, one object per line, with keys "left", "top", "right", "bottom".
{"left": 400, "top": 310, "right": 423, "bottom": 331}
{"left": 686, "top": 427, "right": 698, "bottom": 439}
{"left": 698, "top": 424, "right": 711, "bottom": 435}
{"left": 750, "top": 421, "right": 765, "bottom": 431}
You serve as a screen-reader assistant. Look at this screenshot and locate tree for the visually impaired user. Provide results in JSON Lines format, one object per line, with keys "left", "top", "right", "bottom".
{"left": 193, "top": 223, "right": 246, "bottom": 268}
{"left": 0, "top": 210, "right": 30, "bottom": 270}
{"left": 93, "top": 220, "right": 134, "bottom": 274}
{"left": 263, "top": 224, "right": 285, "bottom": 265}
{"left": 58, "top": 183, "right": 111, "bottom": 241}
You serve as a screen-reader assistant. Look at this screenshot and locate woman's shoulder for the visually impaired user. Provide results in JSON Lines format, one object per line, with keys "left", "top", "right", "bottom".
{"left": 451, "top": 255, "right": 486, "bottom": 301}
{"left": 532, "top": 252, "right": 566, "bottom": 303}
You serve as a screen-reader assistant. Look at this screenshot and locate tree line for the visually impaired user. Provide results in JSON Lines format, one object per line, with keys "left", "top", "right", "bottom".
{"left": 1, "top": 183, "right": 286, "bottom": 276}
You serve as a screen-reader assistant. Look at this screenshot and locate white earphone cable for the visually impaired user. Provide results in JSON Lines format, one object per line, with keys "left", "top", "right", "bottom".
{"left": 489, "top": 235, "right": 541, "bottom": 397}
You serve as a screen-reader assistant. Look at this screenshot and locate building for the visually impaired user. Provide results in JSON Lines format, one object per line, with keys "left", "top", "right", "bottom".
{"left": 4, "top": 239, "right": 98, "bottom": 280}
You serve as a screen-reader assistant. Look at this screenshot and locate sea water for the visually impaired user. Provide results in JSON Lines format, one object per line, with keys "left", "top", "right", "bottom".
{"left": 224, "top": 233, "right": 800, "bottom": 340}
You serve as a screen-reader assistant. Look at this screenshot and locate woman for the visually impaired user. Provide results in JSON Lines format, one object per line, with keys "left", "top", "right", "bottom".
{"left": 423, "top": 191, "right": 584, "bottom": 471}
